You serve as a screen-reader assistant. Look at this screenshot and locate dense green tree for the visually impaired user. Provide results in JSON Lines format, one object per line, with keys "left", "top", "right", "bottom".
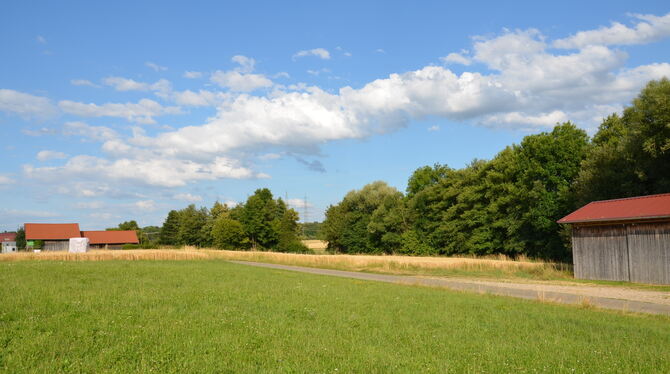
{"left": 323, "top": 181, "right": 404, "bottom": 254}
{"left": 575, "top": 78, "right": 670, "bottom": 204}
{"left": 15, "top": 226, "right": 25, "bottom": 250}
{"left": 212, "top": 214, "right": 248, "bottom": 250}
{"left": 177, "top": 205, "right": 210, "bottom": 246}
{"left": 159, "top": 210, "right": 180, "bottom": 245}
{"left": 239, "top": 189, "right": 280, "bottom": 249}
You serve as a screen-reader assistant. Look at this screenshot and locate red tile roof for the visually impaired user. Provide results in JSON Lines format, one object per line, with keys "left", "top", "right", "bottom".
{"left": 0, "top": 232, "right": 16, "bottom": 242}
{"left": 81, "top": 230, "right": 139, "bottom": 245}
{"left": 25, "top": 223, "right": 81, "bottom": 240}
{"left": 558, "top": 193, "right": 670, "bottom": 224}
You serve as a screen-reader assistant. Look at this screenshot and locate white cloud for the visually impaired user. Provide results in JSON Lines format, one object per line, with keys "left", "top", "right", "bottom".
{"left": 211, "top": 70, "right": 272, "bottom": 92}
{"left": 293, "top": 48, "right": 331, "bottom": 60}
{"left": 36, "top": 35, "right": 47, "bottom": 44}
{"left": 0, "top": 89, "right": 58, "bottom": 119}
{"left": 172, "top": 89, "right": 229, "bottom": 107}
{"left": 20, "top": 13, "right": 670, "bottom": 189}
{"left": 375, "top": 48, "right": 386, "bottom": 54}
{"left": 102, "top": 77, "right": 172, "bottom": 95}
{"left": 173, "top": 193, "right": 203, "bottom": 202}
{"left": 231, "top": 55, "right": 256, "bottom": 73}
{"left": 287, "top": 198, "right": 314, "bottom": 210}
{"left": 24, "top": 154, "right": 261, "bottom": 187}
{"left": 441, "top": 52, "right": 471, "bottom": 65}
{"left": 133, "top": 200, "right": 156, "bottom": 211}
{"left": 428, "top": 125, "right": 440, "bottom": 132}
{"left": 259, "top": 153, "right": 282, "bottom": 160}
{"left": 36, "top": 150, "right": 67, "bottom": 161}
{"left": 58, "top": 99, "right": 180, "bottom": 124}
{"left": 554, "top": 12, "right": 670, "bottom": 49}
{"left": 183, "top": 71, "right": 203, "bottom": 79}
{"left": 71, "top": 79, "right": 99, "bottom": 87}
{"left": 63, "top": 121, "right": 118, "bottom": 142}
{"left": 0, "top": 208, "right": 58, "bottom": 218}
{"left": 145, "top": 61, "right": 167, "bottom": 72}
{"left": 75, "top": 201, "right": 105, "bottom": 209}
{"left": 0, "top": 175, "right": 14, "bottom": 185}
{"left": 210, "top": 55, "right": 273, "bottom": 92}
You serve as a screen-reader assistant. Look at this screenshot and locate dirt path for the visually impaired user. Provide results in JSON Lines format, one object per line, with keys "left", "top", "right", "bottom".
{"left": 230, "top": 261, "right": 670, "bottom": 316}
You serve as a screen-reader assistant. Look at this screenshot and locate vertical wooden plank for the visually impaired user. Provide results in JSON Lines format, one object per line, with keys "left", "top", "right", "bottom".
{"left": 572, "top": 225, "right": 629, "bottom": 281}
{"left": 627, "top": 222, "right": 670, "bottom": 285}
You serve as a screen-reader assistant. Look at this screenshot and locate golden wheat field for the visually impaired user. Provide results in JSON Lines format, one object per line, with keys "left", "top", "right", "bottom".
{"left": 0, "top": 248, "right": 569, "bottom": 278}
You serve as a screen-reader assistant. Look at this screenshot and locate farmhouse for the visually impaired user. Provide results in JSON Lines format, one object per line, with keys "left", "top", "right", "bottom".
{"left": 24, "top": 223, "right": 140, "bottom": 251}
{"left": 82, "top": 230, "right": 139, "bottom": 249}
{"left": 25, "top": 223, "right": 81, "bottom": 251}
{"left": 558, "top": 193, "right": 670, "bottom": 285}
{"left": 1, "top": 232, "right": 17, "bottom": 253}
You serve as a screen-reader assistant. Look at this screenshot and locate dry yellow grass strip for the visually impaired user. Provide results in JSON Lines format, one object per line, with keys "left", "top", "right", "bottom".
{"left": 0, "top": 248, "right": 566, "bottom": 278}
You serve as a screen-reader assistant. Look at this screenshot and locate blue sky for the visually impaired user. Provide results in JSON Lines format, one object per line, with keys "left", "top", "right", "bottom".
{"left": 1, "top": 1, "right": 669, "bottom": 230}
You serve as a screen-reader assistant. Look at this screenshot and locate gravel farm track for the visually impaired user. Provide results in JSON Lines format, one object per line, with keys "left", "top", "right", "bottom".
{"left": 231, "top": 261, "right": 670, "bottom": 316}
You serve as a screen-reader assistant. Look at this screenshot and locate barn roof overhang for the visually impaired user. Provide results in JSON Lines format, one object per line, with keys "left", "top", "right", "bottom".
{"left": 558, "top": 193, "right": 670, "bottom": 225}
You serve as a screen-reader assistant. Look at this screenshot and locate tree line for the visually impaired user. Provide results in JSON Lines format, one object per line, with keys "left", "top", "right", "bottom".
{"left": 322, "top": 78, "right": 670, "bottom": 261}
{"left": 158, "top": 188, "right": 309, "bottom": 253}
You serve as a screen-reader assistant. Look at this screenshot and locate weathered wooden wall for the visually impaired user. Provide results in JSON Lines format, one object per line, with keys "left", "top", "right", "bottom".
{"left": 572, "top": 225, "right": 629, "bottom": 281}
{"left": 627, "top": 222, "right": 670, "bottom": 284}
{"left": 572, "top": 221, "right": 670, "bottom": 284}
{"left": 43, "top": 241, "right": 69, "bottom": 251}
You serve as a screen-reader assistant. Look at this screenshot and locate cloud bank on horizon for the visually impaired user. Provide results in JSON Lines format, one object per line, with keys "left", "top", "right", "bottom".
{"left": 1, "top": 10, "right": 670, "bottom": 227}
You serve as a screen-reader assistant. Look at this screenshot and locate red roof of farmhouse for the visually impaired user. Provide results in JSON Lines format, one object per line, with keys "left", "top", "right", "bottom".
{"left": 0, "top": 232, "right": 16, "bottom": 242}
{"left": 25, "top": 223, "right": 81, "bottom": 240}
{"left": 81, "top": 230, "right": 139, "bottom": 245}
{"left": 558, "top": 193, "right": 670, "bottom": 224}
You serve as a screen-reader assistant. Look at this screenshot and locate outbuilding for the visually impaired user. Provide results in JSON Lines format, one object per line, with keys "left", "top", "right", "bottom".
{"left": 1, "top": 232, "right": 17, "bottom": 253}
{"left": 558, "top": 193, "right": 670, "bottom": 285}
{"left": 25, "top": 223, "right": 81, "bottom": 251}
{"left": 81, "top": 230, "right": 139, "bottom": 249}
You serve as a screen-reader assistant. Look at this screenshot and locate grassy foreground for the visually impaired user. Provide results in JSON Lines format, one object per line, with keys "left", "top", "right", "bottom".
{"left": 1, "top": 260, "right": 669, "bottom": 373}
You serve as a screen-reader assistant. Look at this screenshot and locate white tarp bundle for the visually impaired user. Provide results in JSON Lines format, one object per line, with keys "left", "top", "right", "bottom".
{"left": 68, "top": 237, "right": 89, "bottom": 253}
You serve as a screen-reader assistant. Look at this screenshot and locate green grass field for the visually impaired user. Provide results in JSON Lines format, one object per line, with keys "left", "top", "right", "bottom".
{"left": 1, "top": 260, "right": 669, "bottom": 373}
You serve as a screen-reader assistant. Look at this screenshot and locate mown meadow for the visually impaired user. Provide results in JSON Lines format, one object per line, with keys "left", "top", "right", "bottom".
{"left": 1, "top": 260, "right": 669, "bottom": 373}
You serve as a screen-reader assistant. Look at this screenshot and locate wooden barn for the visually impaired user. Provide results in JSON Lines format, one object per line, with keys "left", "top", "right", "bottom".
{"left": 82, "top": 230, "right": 139, "bottom": 249}
{"left": 25, "top": 223, "right": 81, "bottom": 251}
{"left": 558, "top": 193, "right": 670, "bottom": 285}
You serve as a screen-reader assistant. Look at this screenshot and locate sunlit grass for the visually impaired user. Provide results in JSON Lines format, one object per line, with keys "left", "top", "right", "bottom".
{"left": 0, "top": 260, "right": 668, "bottom": 373}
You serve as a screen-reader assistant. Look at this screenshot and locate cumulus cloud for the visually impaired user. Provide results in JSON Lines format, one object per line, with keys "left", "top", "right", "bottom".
{"left": 24, "top": 154, "right": 262, "bottom": 188}
{"left": 293, "top": 48, "right": 331, "bottom": 60}
{"left": 287, "top": 198, "right": 313, "bottom": 210}
{"left": 183, "top": 71, "right": 203, "bottom": 79}
{"left": 133, "top": 200, "right": 157, "bottom": 211}
{"left": 0, "top": 208, "right": 58, "bottom": 218}
{"left": 0, "top": 175, "right": 14, "bottom": 185}
{"left": 0, "top": 89, "right": 58, "bottom": 119}
{"left": 554, "top": 12, "right": 670, "bottom": 49}
{"left": 58, "top": 98, "right": 180, "bottom": 124}
{"left": 63, "top": 121, "right": 118, "bottom": 142}
{"left": 102, "top": 77, "right": 172, "bottom": 96}
{"left": 21, "top": 12, "right": 670, "bottom": 189}
{"left": 173, "top": 193, "right": 203, "bottom": 202}
{"left": 36, "top": 35, "right": 47, "bottom": 44}
{"left": 71, "top": 79, "right": 99, "bottom": 87}
{"left": 428, "top": 125, "right": 440, "bottom": 132}
{"left": 36, "top": 150, "right": 67, "bottom": 161}
{"left": 441, "top": 52, "right": 471, "bottom": 65}
{"left": 172, "top": 89, "right": 229, "bottom": 107}
{"left": 145, "top": 61, "right": 167, "bottom": 72}
{"left": 210, "top": 55, "right": 273, "bottom": 92}
{"left": 75, "top": 201, "right": 105, "bottom": 209}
